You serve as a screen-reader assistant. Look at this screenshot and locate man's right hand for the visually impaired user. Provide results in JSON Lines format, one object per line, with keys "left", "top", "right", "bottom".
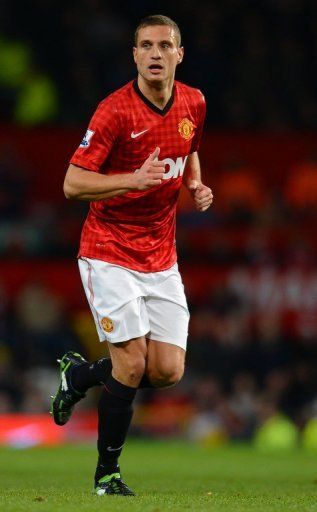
{"left": 133, "top": 147, "right": 165, "bottom": 190}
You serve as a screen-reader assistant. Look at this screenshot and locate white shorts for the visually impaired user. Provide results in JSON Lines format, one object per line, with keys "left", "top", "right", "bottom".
{"left": 78, "top": 257, "right": 189, "bottom": 350}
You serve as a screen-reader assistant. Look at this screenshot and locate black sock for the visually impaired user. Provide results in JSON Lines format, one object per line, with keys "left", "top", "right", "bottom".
{"left": 139, "top": 373, "right": 155, "bottom": 388}
{"left": 70, "top": 358, "right": 112, "bottom": 392}
{"left": 95, "top": 375, "right": 137, "bottom": 482}
{"left": 71, "top": 357, "right": 155, "bottom": 393}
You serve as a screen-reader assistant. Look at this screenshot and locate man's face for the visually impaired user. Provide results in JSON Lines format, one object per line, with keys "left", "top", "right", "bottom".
{"left": 133, "top": 25, "right": 184, "bottom": 84}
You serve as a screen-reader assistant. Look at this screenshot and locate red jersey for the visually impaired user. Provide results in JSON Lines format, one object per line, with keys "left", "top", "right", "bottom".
{"left": 70, "top": 80, "right": 206, "bottom": 272}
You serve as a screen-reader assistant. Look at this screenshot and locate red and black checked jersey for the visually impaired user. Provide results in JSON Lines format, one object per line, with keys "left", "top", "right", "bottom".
{"left": 70, "top": 79, "right": 206, "bottom": 272}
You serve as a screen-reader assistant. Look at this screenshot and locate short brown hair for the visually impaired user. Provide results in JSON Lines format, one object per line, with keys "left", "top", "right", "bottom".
{"left": 134, "top": 14, "right": 182, "bottom": 47}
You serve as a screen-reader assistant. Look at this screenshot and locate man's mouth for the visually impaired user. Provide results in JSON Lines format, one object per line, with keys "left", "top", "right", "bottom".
{"left": 148, "top": 64, "right": 163, "bottom": 73}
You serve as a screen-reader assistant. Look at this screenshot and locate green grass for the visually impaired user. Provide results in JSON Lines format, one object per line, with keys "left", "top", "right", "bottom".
{"left": 1, "top": 440, "right": 317, "bottom": 511}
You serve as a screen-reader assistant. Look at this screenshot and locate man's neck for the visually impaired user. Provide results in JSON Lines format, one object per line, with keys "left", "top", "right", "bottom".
{"left": 137, "top": 76, "right": 174, "bottom": 110}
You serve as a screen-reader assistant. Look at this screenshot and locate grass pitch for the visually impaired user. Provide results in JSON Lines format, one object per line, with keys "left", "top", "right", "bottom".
{"left": 1, "top": 440, "right": 317, "bottom": 511}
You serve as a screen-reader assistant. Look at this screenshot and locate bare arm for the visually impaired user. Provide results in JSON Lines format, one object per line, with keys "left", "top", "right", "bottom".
{"left": 183, "top": 151, "right": 202, "bottom": 189}
{"left": 183, "top": 151, "right": 213, "bottom": 212}
{"left": 64, "top": 147, "right": 165, "bottom": 201}
{"left": 64, "top": 164, "right": 134, "bottom": 201}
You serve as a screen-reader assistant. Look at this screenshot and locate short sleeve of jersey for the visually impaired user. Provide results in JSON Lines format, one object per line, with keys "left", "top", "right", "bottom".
{"left": 70, "top": 98, "right": 121, "bottom": 172}
{"left": 190, "top": 91, "right": 206, "bottom": 153}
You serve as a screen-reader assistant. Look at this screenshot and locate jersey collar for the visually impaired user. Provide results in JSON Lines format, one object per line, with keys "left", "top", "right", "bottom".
{"left": 133, "top": 80, "right": 175, "bottom": 116}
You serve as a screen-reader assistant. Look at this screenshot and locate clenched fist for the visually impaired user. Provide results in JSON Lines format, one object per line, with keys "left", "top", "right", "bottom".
{"left": 188, "top": 180, "right": 213, "bottom": 212}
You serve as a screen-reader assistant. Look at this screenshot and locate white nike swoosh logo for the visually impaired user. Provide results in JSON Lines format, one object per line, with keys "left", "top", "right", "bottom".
{"left": 107, "top": 444, "right": 124, "bottom": 452}
{"left": 131, "top": 129, "right": 149, "bottom": 139}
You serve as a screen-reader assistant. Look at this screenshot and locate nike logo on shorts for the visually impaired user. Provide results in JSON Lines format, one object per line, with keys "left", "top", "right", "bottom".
{"left": 131, "top": 129, "right": 149, "bottom": 138}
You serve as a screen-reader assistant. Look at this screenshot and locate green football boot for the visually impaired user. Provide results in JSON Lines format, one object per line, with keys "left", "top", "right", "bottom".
{"left": 94, "top": 473, "right": 135, "bottom": 496}
{"left": 50, "top": 351, "right": 87, "bottom": 426}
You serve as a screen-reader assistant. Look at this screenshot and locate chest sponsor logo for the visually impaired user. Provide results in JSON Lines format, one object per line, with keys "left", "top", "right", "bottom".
{"left": 131, "top": 129, "right": 149, "bottom": 139}
{"left": 135, "top": 155, "right": 188, "bottom": 179}
{"left": 178, "top": 118, "right": 194, "bottom": 140}
{"left": 79, "top": 129, "right": 95, "bottom": 148}
{"left": 162, "top": 155, "right": 188, "bottom": 179}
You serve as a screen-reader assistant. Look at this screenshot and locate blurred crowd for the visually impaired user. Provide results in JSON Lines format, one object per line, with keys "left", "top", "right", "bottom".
{"left": 1, "top": 265, "right": 317, "bottom": 446}
{"left": 0, "top": 141, "right": 316, "bottom": 260}
{"left": 1, "top": 0, "right": 317, "bottom": 447}
{"left": 1, "top": 136, "right": 317, "bottom": 444}
{"left": 1, "top": 149, "right": 317, "bottom": 442}
{"left": 1, "top": 0, "right": 317, "bottom": 128}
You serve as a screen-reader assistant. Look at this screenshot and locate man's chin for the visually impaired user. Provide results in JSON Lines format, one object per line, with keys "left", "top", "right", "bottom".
{"left": 145, "top": 74, "right": 167, "bottom": 85}
{"left": 147, "top": 73, "right": 164, "bottom": 81}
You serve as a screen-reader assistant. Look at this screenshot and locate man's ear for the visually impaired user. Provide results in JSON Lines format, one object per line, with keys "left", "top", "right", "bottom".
{"left": 177, "top": 46, "right": 184, "bottom": 64}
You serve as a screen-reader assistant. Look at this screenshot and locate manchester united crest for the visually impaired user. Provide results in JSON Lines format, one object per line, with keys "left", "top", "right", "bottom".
{"left": 178, "top": 118, "right": 195, "bottom": 140}
{"left": 101, "top": 317, "right": 114, "bottom": 333}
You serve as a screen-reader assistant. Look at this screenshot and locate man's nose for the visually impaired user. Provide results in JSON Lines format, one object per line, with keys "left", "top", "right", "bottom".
{"left": 151, "top": 46, "right": 162, "bottom": 59}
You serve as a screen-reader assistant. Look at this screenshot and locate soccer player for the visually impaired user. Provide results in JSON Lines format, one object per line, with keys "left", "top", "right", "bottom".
{"left": 51, "top": 14, "right": 213, "bottom": 495}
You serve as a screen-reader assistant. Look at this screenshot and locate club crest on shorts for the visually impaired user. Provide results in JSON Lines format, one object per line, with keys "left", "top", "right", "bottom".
{"left": 101, "top": 317, "right": 114, "bottom": 333}
{"left": 178, "top": 118, "right": 194, "bottom": 140}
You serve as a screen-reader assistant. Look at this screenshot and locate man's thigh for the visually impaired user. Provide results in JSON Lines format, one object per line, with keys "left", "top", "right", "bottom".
{"left": 146, "top": 339, "right": 186, "bottom": 375}
{"left": 107, "top": 336, "right": 185, "bottom": 387}
{"left": 106, "top": 337, "right": 147, "bottom": 363}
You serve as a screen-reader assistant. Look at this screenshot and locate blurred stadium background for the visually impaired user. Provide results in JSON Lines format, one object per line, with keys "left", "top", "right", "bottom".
{"left": 1, "top": 0, "right": 317, "bottom": 451}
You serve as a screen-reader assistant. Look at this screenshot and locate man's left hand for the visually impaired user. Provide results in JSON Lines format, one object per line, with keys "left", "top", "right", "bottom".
{"left": 188, "top": 181, "right": 213, "bottom": 212}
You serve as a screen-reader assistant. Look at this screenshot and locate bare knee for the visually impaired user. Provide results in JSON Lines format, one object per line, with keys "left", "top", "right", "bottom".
{"left": 108, "top": 336, "right": 147, "bottom": 388}
{"left": 147, "top": 364, "right": 184, "bottom": 388}
{"left": 113, "top": 358, "right": 146, "bottom": 387}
